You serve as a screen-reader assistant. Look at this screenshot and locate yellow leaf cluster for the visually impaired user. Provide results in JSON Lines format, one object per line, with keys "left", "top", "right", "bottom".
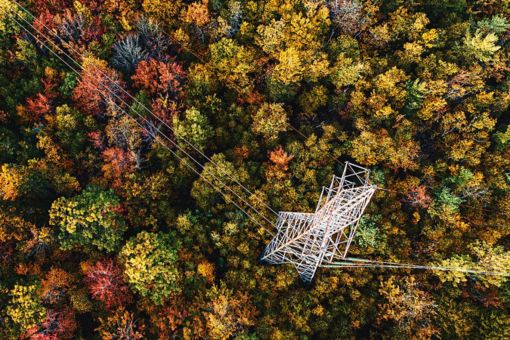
{"left": 182, "top": 0, "right": 210, "bottom": 27}
{"left": 197, "top": 260, "right": 215, "bottom": 283}
{"left": 205, "top": 285, "right": 258, "bottom": 339}
{"left": 6, "top": 284, "right": 45, "bottom": 330}
{"left": 0, "top": 0, "right": 19, "bottom": 32}
{"left": 142, "top": 0, "right": 183, "bottom": 26}
{"left": 0, "top": 164, "right": 26, "bottom": 200}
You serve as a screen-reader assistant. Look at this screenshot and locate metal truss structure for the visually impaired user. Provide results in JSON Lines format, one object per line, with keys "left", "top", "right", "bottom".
{"left": 261, "top": 162, "right": 377, "bottom": 283}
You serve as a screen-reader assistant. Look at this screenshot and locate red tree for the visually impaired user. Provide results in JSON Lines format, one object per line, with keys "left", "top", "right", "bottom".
{"left": 405, "top": 185, "right": 432, "bottom": 209}
{"left": 32, "top": 10, "right": 58, "bottom": 34}
{"left": 26, "top": 93, "right": 51, "bottom": 120}
{"left": 88, "top": 131, "right": 104, "bottom": 149}
{"left": 24, "top": 309, "right": 77, "bottom": 340}
{"left": 101, "top": 147, "right": 136, "bottom": 188}
{"left": 152, "top": 300, "right": 206, "bottom": 338}
{"left": 72, "top": 58, "right": 126, "bottom": 116}
{"left": 24, "top": 68, "right": 59, "bottom": 123}
{"left": 150, "top": 96, "right": 178, "bottom": 126}
{"left": 132, "top": 59, "right": 186, "bottom": 98}
{"left": 31, "top": 0, "right": 71, "bottom": 15}
{"left": 85, "top": 259, "right": 132, "bottom": 309}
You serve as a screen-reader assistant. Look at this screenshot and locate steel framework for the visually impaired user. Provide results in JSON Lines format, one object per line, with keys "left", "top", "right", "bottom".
{"left": 261, "top": 162, "right": 377, "bottom": 283}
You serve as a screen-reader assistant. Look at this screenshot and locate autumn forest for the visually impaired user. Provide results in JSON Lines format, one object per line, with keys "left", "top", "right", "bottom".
{"left": 0, "top": 0, "right": 510, "bottom": 338}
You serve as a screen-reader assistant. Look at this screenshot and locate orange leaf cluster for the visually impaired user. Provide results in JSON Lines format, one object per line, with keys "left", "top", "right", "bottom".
{"left": 132, "top": 59, "right": 186, "bottom": 98}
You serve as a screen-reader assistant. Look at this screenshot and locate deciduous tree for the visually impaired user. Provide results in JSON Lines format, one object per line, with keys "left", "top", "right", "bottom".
{"left": 204, "top": 284, "right": 258, "bottom": 339}
{"left": 84, "top": 258, "right": 132, "bottom": 309}
{"left": 120, "top": 231, "right": 181, "bottom": 305}
{"left": 49, "top": 186, "right": 127, "bottom": 252}
{"left": 6, "top": 283, "right": 45, "bottom": 331}
{"left": 72, "top": 56, "right": 126, "bottom": 116}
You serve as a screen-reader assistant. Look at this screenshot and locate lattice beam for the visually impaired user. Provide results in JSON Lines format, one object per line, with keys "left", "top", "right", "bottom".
{"left": 262, "top": 162, "right": 376, "bottom": 283}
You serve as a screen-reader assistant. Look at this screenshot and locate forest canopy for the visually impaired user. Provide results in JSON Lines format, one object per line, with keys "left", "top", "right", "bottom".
{"left": 0, "top": 0, "right": 509, "bottom": 338}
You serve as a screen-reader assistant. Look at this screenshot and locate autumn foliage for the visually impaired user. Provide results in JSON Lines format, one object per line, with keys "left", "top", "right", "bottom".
{"left": 84, "top": 259, "right": 132, "bottom": 309}
{"left": 72, "top": 57, "right": 126, "bottom": 116}
{"left": 1, "top": 0, "right": 510, "bottom": 338}
{"left": 24, "top": 309, "right": 77, "bottom": 340}
{"left": 132, "top": 59, "right": 186, "bottom": 98}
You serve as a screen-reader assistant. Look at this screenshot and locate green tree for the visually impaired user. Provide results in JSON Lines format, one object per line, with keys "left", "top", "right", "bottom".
{"left": 463, "top": 29, "right": 500, "bottom": 63}
{"left": 477, "top": 15, "right": 509, "bottom": 35}
{"left": 429, "top": 187, "right": 463, "bottom": 218}
{"left": 49, "top": 186, "right": 126, "bottom": 252}
{"left": 191, "top": 153, "right": 249, "bottom": 210}
{"left": 354, "top": 215, "right": 386, "bottom": 250}
{"left": 173, "top": 107, "right": 213, "bottom": 152}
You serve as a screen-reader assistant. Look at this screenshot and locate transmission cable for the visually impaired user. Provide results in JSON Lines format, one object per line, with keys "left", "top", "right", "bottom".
{"left": 143, "top": 4, "right": 506, "bottom": 220}
{"left": 9, "top": 13, "right": 275, "bottom": 232}
{"left": 11, "top": 2, "right": 509, "bottom": 230}
{"left": 11, "top": 0, "right": 280, "bottom": 219}
{"left": 323, "top": 257, "right": 510, "bottom": 277}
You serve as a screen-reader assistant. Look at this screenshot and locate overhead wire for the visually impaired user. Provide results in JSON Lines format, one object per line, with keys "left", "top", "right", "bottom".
{"left": 8, "top": 3, "right": 509, "bottom": 278}
{"left": 148, "top": 8, "right": 510, "bottom": 278}
{"left": 323, "top": 257, "right": 510, "bottom": 277}
{"left": 9, "top": 10, "right": 275, "bottom": 233}
{"left": 17, "top": 1, "right": 506, "bottom": 224}
{"left": 138, "top": 7, "right": 508, "bottom": 221}
{"left": 11, "top": 0, "right": 280, "bottom": 219}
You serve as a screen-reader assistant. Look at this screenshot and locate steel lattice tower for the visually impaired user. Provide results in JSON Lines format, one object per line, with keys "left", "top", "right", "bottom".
{"left": 262, "top": 162, "right": 377, "bottom": 283}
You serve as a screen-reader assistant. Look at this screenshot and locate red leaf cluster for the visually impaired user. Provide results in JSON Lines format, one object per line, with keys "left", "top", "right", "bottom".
{"left": 25, "top": 68, "right": 59, "bottom": 123}
{"left": 72, "top": 59, "right": 126, "bottom": 116}
{"left": 85, "top": 259, "right": 132, "bottom": 309}
{"left": 31, "top": 0, "right": 71, "bottom": 15}
{"left": 154, "top": 301, "right": 206, "bottom": 338}
{"left": 32, "top": 10, "right": 59, "bottom": 35}
{"left": 132, "top": 59, "right": 186, "bottom": 98}
{"left": 24, "top": 309, "right": 77, "bottom": 340}
{"left": 405, "top": 185, "right": 432, "bottom": 209}
{"left": 150, "top": 96, "right": 178, "bottom": 126}
{"left": 269, "top": 146, "right": 294, "bottom": 171}
{"left": 88, "top": 131, "right": 104, "bottom": 149}
{"left": 26, "top": 93, "right": 51, "bottom": 119}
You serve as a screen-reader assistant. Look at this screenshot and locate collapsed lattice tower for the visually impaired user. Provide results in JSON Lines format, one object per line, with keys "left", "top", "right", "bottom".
{"left": 262, "top": 162, "right": 376, "bottom": 283}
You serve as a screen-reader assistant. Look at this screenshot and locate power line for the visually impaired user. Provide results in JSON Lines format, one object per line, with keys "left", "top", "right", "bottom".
{"left": 9, "top": 7, "right": 509, "bottom": 283}
{"left": 9, "top": 11, "right": 275, "bottom": 233}
{"left": 146, "top": 9, "right": 510, "bottom": 280}
{"left": 136, "top": 11, "right": 349, "bottom": 169}
{"left": 106, "top": 12, "right": 509, "bottom": 220}
{"left": 323, "top": 257, "right": 510, "bottom": 277}
{"left": 16, "top": 1, "right": 507, "bottom": 226}
{"left": 11, "top": 0, "right": 280, "bottom": 219}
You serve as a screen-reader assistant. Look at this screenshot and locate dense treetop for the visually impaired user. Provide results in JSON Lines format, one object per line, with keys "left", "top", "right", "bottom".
{"left": 0, "top": 0, "right": 509, "bottom": 338}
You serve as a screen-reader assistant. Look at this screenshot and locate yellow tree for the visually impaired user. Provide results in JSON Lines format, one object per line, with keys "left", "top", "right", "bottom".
{"left": 252, "top": 103, "right": 288, "bottom": 142}
{"left": 142, "top": 0, "right": 183, "bottom": 27}
{"left": 209, "top": 38, "right": 257, "bottom": 95}
{"left": 378, "top": 276, "right": 437, "bottom": 338}
{"left": 204, "top": 284, "right": 258, "bottom": 339}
